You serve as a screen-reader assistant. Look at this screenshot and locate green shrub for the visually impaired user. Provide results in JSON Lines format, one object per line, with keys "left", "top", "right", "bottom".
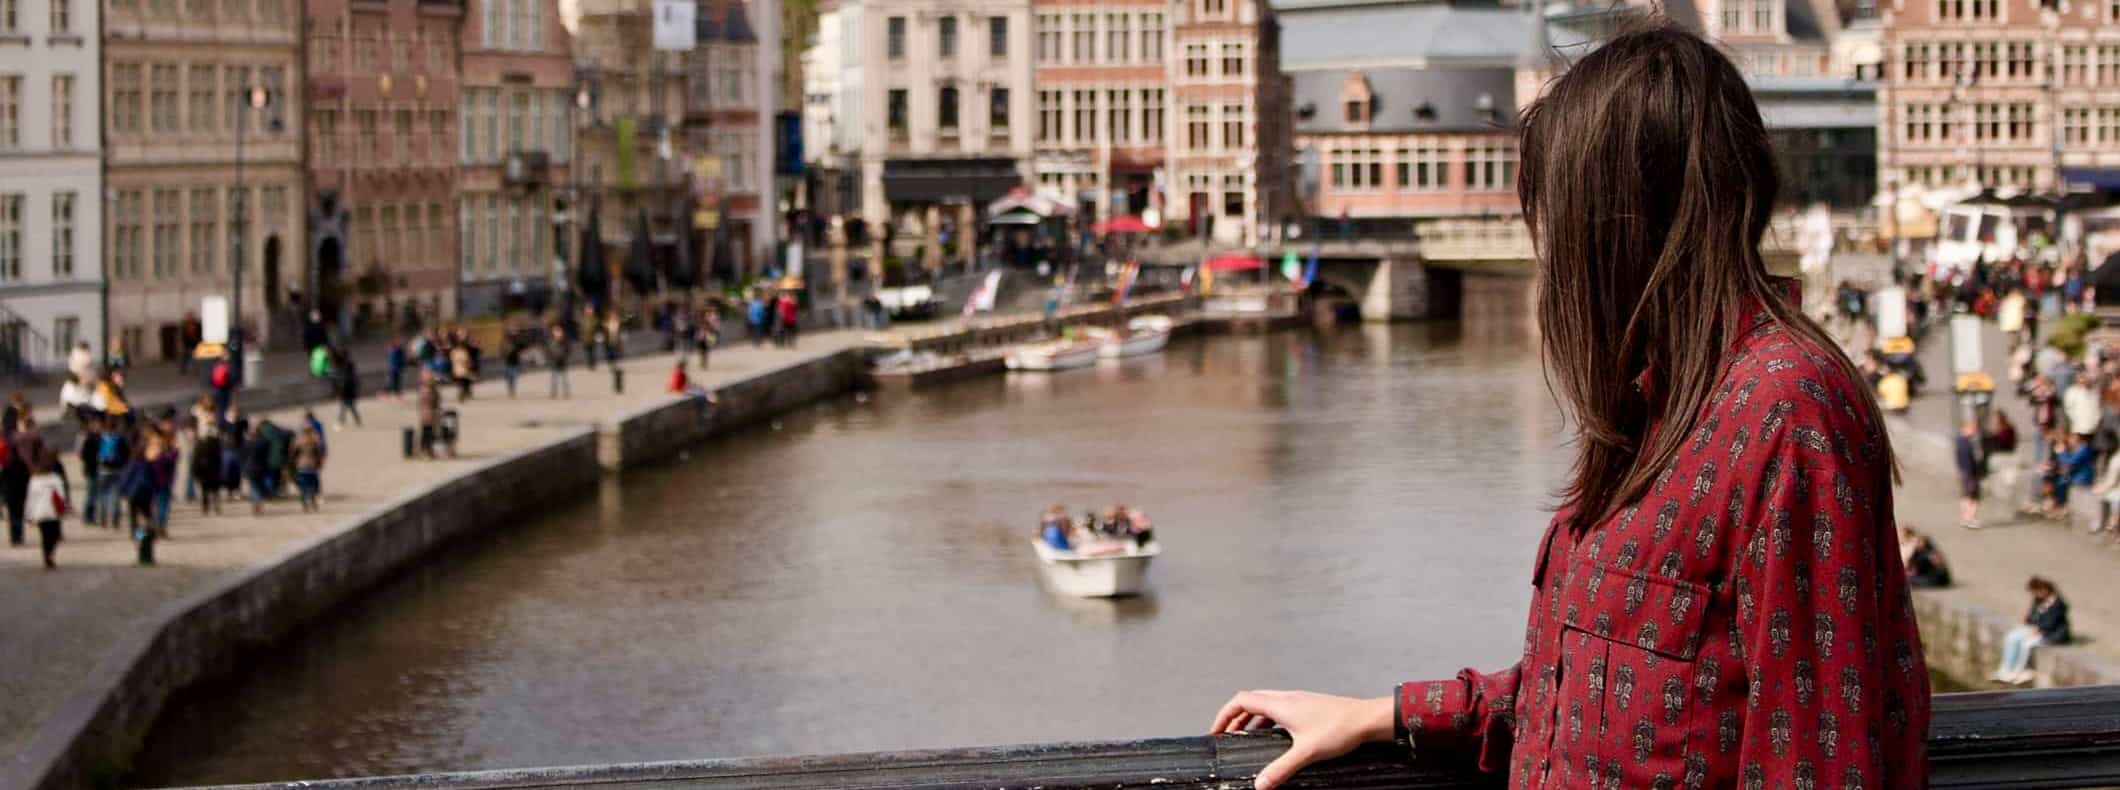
{"left": 2047, "top": 313, "right": 2101, "bottom": 359}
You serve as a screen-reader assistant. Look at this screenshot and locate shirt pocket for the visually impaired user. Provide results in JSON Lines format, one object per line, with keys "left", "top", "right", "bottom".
{"left": 1556, "top": 559, "right": 1712, "bottom": 788}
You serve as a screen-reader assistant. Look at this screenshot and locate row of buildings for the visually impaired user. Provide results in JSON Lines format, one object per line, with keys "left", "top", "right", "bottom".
{"left": 796, "top": 0, "right": 2120, "bottom": 266}
{"left": 1, "top": 0, "right": 783, "bottom": 370}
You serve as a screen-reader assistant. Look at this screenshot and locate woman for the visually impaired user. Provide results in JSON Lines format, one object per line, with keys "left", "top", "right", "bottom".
{"left": 290, "top": 426, "right": 325, "bottom": 512}
{"left": 1992, "top": 576, "right": 2070, "bottom": 685}
{"left": 1897, "top": 525, "right": 1950, "bottom": 588}
{"left": 1209, "top": 27, "right": 1929, "bottom": 790}
{"left": 191, "top": 425, "right": 224, "bottom": 516}
{"left": 25, "top": 448, "right": 67, "bottom": 568}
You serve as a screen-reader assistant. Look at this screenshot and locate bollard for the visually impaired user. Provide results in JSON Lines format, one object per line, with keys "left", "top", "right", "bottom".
{"left": 612, "top": 366, "right": 624, "bottom": 394}
{"left": 402, "top": 427, "right": 416, "bottom": 458}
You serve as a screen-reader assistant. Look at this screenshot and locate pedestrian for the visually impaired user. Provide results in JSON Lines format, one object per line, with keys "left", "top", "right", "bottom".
{"left": 699, "top": 307, "right": 720, "bottom": 369}
{"left": 25, "top": 448, "right": 67, "bottom": 569}
{"left": 291, "top": 425, "right": 325, "bottom": 512}
{"left": 119, "top": 440, "right": 158, "bottom": 562}
{"left": 2063, "top": 371, "right": 2100, "bottom": 446}
{"left": 1, "top": 390, "right": 26, "bottom": 434}
{"left": 747, "top": 295, "right": 769, "bottom": 347}
{"left": 76, "top": 415, "right": 103, "bottom": 526}
{"left": 3, "top": 413, "right": 45, "bottom": 546}
{"left": 92, "top": 416, "right": 128, "bottom": 528}
{"left": 2046, "top": 432, "right": 2097, "bottom": 519}
{"left": 547, "top": 324, "right": 572, "bottom": 399}
{"left": 1897, "top": 525, "right": 1950, "bottom": 588}
{"left": 335, "top": 349, "right": 363, "bottom": 427}
{"left": 191, "top": 426, "right": 224, "bottom": 516}
{"left": 386, "top": 335, "right": 408, "bottom": 399}
{"left": 146, "top": 425, "right": 178, "bottom": 536}
{"left": 67, "top": 341, "right": 95, "bottom": 385}
{"left": 243, "top": 420, "right": 275, "bottom": 515}
{"left": 1992, "top": 576, "right": 2071, "bottom": 685}
{"left": 1206, "top": 28, "right": 1927, "bottom": 790}
{"left": 452, "top": 341, "right": 475, "bottom": 401}
{"left": 417, "top": 370, "right": 443, "bottom": 459}
{"left": 98, "top": 369, "right": 133, "bottom": 429}
{"left": 58, "top": 374, "right": 94, "bottom": 424}
{"left": 776, "top": 292, "right": 801, "bottom": 348}
{"left": 262, "top": 419, "right": 293, "bottom": 498}
{"left": 1956, "top": 418, "right": 1987, "bottom": 529}
{"left": 209, "top": 352, "right": 235, "bottom": 417}
{"left": 503, "top": 338, "right": 523, "bottom": 398}
{"left": 178, "top": 311, "right": 202, "bottom": 375}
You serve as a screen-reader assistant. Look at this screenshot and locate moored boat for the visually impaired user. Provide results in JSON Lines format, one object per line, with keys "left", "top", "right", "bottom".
{"left": 1006, "top": 340, "right": 1100, "bottom": 371}
{"left": 1090, "top": 315, "right": 1174, "bottom": 359}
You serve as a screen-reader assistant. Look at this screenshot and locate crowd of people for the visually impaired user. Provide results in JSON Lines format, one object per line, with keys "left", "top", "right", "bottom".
{"left": 1037, "top": 503, "right": 1155, "bottom": 552}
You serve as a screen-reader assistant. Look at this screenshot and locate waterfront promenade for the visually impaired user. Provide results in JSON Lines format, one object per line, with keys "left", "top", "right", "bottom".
{"left": 0, "top": 332, "right": 866, "bottom": 769}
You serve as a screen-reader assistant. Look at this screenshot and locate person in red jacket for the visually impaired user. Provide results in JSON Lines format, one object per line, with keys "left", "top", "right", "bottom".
{"left": 1209, "top": 26, "right": 1929, "bottom": 790}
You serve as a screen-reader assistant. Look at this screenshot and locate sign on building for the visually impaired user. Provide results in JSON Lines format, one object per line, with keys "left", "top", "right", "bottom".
{"left": 653, "top": 0, "right": 696, "bottom": 51}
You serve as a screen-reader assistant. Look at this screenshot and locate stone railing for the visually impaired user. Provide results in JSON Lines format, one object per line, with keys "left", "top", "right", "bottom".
{"left": 187, "top": 686, "right": 2120, "bottom": 789}
{"left": 1416, "top": 218, "right": 1533, "bottom": 263}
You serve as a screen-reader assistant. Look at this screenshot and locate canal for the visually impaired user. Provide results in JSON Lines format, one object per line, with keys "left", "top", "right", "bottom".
{"left": 130, "top": 322, "right": 1571, "bottom": 787}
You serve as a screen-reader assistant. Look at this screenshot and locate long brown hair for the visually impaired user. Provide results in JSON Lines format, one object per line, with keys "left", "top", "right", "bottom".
{"left": 1518, "top": 25, "right": 1891, "bottom": 529}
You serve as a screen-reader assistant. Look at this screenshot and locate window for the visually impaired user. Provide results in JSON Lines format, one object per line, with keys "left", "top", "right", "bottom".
{"left": 0, "top": 194, "right": 17, "bottom": 281}
{"left": 938, "top": 16, "right": 956, "bottom": 58}
{"left": 483, "top": 0, "right": 498, "bottom": 48}
{"left": 990, "top": 87, "right": 1010, "bottom": 133}
{"left": 1220, "top": 102, "right": 1245, "bottom": 148}
{"left": 1221, "top": 42, "right": 1245, "bottom": 76}
{"left": 526, "top": 0, "right": 542, "bottom": 50}
{"left": 1140, "top": 13, "right": 1162, "bottom": 62}
{"left": 52, "top": 317, "right": 77, "bottom": 356}
{"left": 484, "top": 195, "right": 499, "bottom": 271}
{"left": 2098, "top": 46, "right": 2120, "bottom": 86}
{"left": 459, "top": 198, "right": 475, "bottom": 270}
{"left": 1108, "top": 89, "right": 1129, "bottom": 143}
{"left": 460, "top": 92, "right": 476, "bottom": 163}
{"left": 225, "top": 188, "right": 246, "bottom": 272}
{"left": 2100, "top": 108, "right": 2120, "bottom": 144}
{"left": 990, "top": 16, "right": 1007, "bottom": 57}
{"left": 0, "top": 0, "right": 15, "bottom": 31}
{"left": 223, "top": 65, "right": 251, "bottom": 132}
{"left": 1071, "top": 13, "right": 1093, "bottom": 62}
{"left": 2064, "top": 108, "right": 2092, "bottom": 145}
{"left": 152, "top": 190, "right": 180, "bottom": 279}
{"left": 1721, "top": 3, "right": 1739, "bottom": 33}
{"left": 551, "top": 92, "right": 570, "bottom": 161}
{"left": 1036, "top": 14, "right": 1061, "bottom": 63}
{"left": 1073, "top": 89, "right": 1095, "bottom": 141}
{"left": 50, "top": 0, "right": 68, "bottom": 33}
{"left": 2006, "top": 101, "right": 2036, "bottom": 141}
{"left": 259, "top": 67, "right": 284, "bottom": 133}
{"left": 1038, "top": 89, "right": 1061, "bottom": 142}
{"left": 188, "top": 65, "right": 215, "bottom": 134}
{"left": 189, "top": 189, "right": 216, "bottom": 274}
{"left": 51, "top": 191, "right": 73, "bottom": 276}
{"left": 0, "top": 76, "right": 16, "bottom": 149}
{"left": 1753, "top": 0, "right": 1771, "bottom": 30}
{"left": 483, "top": 90, "right": 499, "bottom": 159}
{"left": 1344, "top": 98, "right": 1366, "bottom": 125}
{"left": 938, "top": 85, "right": 959, "bottom": 131}
{"left": 1904, "top": 43, "right": 1929, "bottom": 81}
{"left": 1184, "top": 42, "right": 1210, "bottom": 78}
{"left": 1141, "top": 89, "right": 1163, "bottom": 142}
{"left": 112, "top": 64, "right": 142, "bottom": 134}
{"left": 1201, "top": 0, "right": 1226, "bottom": 14}
{"left": 1107, "top": 14, "right": 1129, "bottom": 62}
{"left": 887, "top": 89, "right": 908, "bottom": 134}
{"left": 111, "top": 191, "right": 141, "bottom": 279}
{"left": 1222, "top": 174, "right": 1243, "bottom": 218}
{"left": 1185, "top": 103, "right": 1210, "bottom": 149}
{"left": 2063, "top": 46, "right": 2088, "bottom": 86}
{"left": 509, "top": 90, "right": 528, "bottom": 150}
{"left": 428, "top": 203, "right": 444, "bottom": 260}
{"left": 887, "top": 16, "right": 905, "bottom": 59}
{"left": 1464, "top": 142, "right": 1517, "bottom": 191}
{"left": 151, "top": 64, "right": 180, "bottom": 133}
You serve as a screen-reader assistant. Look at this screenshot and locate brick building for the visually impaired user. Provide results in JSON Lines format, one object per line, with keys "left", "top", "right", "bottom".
{"left": 456, "top": 0, "right": 573, "bottom": 316}
{"left": 1164, "top": 0, "right": 1289, "bottom": 245}
{"left": 306, "top": 0, "right": 464, "bottom": 330}
{"left": 1879, "top": 0, "right": 2120, "bottom": 194}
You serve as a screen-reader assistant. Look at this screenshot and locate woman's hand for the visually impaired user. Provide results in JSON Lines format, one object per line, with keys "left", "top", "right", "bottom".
{"left": 1209, "top": 690, "right": 1396, "bottom": 790}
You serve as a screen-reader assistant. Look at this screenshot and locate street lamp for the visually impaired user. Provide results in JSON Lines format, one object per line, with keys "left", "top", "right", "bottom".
{"left": 230, "top": 83, "right": 280, "bottom": 386}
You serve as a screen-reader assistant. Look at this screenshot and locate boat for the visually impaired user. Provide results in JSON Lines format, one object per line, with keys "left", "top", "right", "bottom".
{"left": 1092, "top": 316, "right": 1173, "bottom": 359}
{"left": 1030, "top": 538, "right": 1161, "bottom": 597}
{"left": 1006, "top": 340, "right": 1100, "bottom": 371}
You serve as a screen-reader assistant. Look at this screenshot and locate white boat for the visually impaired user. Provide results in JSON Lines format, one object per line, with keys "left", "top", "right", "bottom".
{"left": 1031, "top": 539, "right": 1161, "bottom": 597}
{"left": 1006, "top": 340, "right": 1100, "bottom": 371}
{"left": 1093, "top": 316, "right": 1173, "bottom": 359}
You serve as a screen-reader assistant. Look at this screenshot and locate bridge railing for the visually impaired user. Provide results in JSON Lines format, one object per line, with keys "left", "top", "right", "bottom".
{"left": 1416, "top": 218, "right": 1534, "bottom": 263}
{"left": 192, "top": 686, "right": 2120, "bottom": 790}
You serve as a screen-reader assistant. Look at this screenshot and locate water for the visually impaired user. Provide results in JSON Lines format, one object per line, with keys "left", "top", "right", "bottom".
{"left": 129, "top": 322, "right": 1571, "bottom": 787}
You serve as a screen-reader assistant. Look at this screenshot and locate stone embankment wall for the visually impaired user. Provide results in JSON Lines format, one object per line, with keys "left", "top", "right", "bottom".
{"left": 10, "top": 351, "right": 875, "bottom": 790}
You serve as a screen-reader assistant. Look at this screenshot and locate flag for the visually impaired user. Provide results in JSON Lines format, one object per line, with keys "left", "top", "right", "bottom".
{"left": 1281, "top": 251, "right": 1301, "bottom": 283}
{"left": 1111, "top": 261, "right": 1139, "bottom": 305}
{"left": 1302, "top": 254, "right": 1318, "bottom": 289}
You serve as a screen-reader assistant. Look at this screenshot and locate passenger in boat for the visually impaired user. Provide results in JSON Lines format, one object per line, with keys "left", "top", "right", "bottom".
{"left": 1103, "top": 505, "right": 1130, "bottom": 536}
{"left": 1039, "top": 505, "right": 1074, "bottom": 552}
{"left": 1125, "top": 507, "right": 1154, "bottom": 548}
{"left": 1210, "top": 26, "right": 1927, "bottom": 790}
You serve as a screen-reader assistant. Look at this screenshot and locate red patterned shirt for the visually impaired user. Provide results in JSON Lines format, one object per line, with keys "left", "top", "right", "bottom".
{"left": 1398, "top": 305, "right": 1930, "bottom": 789}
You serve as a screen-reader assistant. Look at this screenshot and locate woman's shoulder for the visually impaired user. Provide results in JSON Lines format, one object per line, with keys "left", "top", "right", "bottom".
{"left": 1715, "top": 322, "right": 1883, "bottom": 463}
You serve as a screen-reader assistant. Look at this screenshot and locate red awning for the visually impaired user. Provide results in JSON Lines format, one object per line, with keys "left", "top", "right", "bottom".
{"left": 1093, "top": 215, "right": 1152, "bottom": 234}
{"left": 1203, "top": 254, "right": 1265, "bottom": 272}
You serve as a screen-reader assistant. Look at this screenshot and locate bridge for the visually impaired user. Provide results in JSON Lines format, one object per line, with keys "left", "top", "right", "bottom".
{"left": 191, "top": 686, "right": 2120, "bottom": 789}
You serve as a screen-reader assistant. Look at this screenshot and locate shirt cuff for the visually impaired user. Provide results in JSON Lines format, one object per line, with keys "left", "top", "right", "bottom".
{"left": 1396, "top": 678, "right": 1473, "bottom": 743}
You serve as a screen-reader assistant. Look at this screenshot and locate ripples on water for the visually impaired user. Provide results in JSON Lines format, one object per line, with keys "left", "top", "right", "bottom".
{"left": 130, "top": 322, "right": 1572, "bottom": 787}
